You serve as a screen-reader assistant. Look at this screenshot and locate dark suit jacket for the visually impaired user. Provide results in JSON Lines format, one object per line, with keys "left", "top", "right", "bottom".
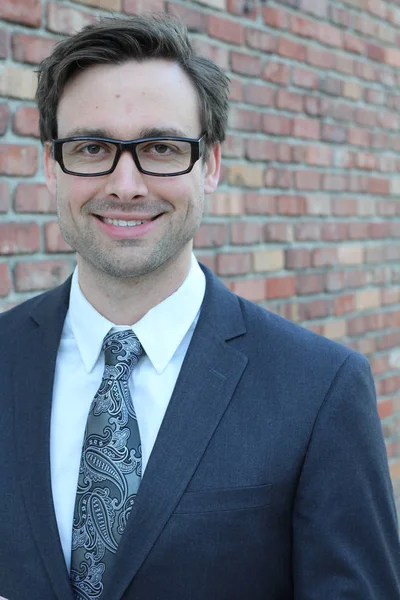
{"left": 1, "top": 264, "right": 399, "bottom": 599}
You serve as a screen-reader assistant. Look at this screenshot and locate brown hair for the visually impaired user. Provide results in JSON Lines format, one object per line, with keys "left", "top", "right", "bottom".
{"left": 35, "top": 14, "right": 230, "bottom": 153}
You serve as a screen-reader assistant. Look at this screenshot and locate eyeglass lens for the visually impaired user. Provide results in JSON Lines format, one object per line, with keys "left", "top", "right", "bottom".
{"left": 61, "top": 139, "right": 193, "bottom": 175}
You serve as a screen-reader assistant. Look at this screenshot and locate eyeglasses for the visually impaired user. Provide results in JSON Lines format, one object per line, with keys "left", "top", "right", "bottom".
{"left": 52, "top": 135, "right": 206, "bottom": 177}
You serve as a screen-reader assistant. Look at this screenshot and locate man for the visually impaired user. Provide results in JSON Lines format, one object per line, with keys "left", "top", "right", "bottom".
{"left": 0, "top": 13, "right": 399, "bottom": 600}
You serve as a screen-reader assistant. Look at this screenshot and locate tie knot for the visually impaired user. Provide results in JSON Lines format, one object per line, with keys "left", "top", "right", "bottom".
{"left": 102, "top": 329, "right": 143, "bottom": 381}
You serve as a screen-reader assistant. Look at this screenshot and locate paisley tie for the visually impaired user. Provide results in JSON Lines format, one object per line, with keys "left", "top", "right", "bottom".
{"left": 70, "top": 329, "right": 143, "bottom": 600}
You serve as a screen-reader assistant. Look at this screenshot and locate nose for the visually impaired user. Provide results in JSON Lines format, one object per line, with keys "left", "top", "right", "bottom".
{"left": 104, "top": 150, "right": 149, "bottom": 200}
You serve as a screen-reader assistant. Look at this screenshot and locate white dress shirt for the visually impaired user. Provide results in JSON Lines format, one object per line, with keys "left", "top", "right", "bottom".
{"left": 50, "top": 255, "right": 205, "bottom": 571}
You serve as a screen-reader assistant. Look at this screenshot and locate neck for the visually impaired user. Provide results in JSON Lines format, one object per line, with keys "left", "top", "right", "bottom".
{"left": 76, "top": 252, "right": 192, "bottom": 325}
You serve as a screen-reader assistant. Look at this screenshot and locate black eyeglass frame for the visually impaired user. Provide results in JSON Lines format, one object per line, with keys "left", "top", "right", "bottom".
{"left": 52, "top": 134, "right": 206, "bottom": 177}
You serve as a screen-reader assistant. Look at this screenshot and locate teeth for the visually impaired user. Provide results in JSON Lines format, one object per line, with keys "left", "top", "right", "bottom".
{"left": 102, "top": 217, "right": 148, "bottom": 227}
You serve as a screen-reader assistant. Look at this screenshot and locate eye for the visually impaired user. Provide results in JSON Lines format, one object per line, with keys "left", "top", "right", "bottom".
{"left": 82, "top": 143, "right": 105, "bottom": 155}
{"left": 149, "top": 143, "right": 175, "bottom": 155}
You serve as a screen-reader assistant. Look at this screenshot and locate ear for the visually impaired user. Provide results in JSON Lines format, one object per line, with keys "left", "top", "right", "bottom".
{"left": 203, "top": 143, "right": 221, "bottom": 195}
{"left": 44, "top": 142, "right": 57, "bottom": 196}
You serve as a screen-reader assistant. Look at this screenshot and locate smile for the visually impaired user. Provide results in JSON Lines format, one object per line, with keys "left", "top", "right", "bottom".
{"left": 101, "top": 217, "right": 150, "bottom": 227}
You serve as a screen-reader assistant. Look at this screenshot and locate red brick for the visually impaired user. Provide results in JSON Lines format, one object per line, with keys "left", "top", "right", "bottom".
{"left": 245, "top": 27, "right": 276, "bottom": 53}
{"left": 0, "top": 29, "right": 9, "bottom": 59}
{"left": 330, "top": 6, "right": 352, "bottom": 28}
{"left": 367, "top": 0, "right": 387, "bottom": 19}
{"left": 344, "top": 32, "right": 365, "bottom": 55}
{"left": 0, "top": 0, "right": 42, "bottom": 27}
{"left": 262, "top": 6, "right": 289, "bottom": 29}
{"left": 293, "top": 117, "right": 320, "bottom": 140}
{"left": 286, "top": 248, "right": 311, "bottom": 269}
{"left": 266, "top": 275, "right": 296, "bottom": 299}
{"left": 277, "top": 195, "right": 305, "bottom": 216}
{"left": 0, "top": 263, "right": 11, "bottom": 297}
{"left": 333, "top": 198, "right": 358, "bottom": 216}
{"left": 367, "top": 42, "right": 385, "bottom": 63}
{"left": 166, "top": 3, "right": 207, "bottom": 32}
{"left": 348, "top": 127, "right": 370, "bottom": 147}
{"left": 322, "top": 124, "right": 347, "bottom": 144}
{"left": 299, "top": 0, "right": 328, "bottom": 18}
{"left": 230, "top": 51, "right": 262, "bottom": 76}
{"left": 297, "top": 273, "right": 324, "bottom": 295}
{"left": 47, "top": 3, "right": 96, "bottom": 35}
{"left": 195, "top": 254, "right": 216, "bottom": 272}
{"left": 290, "top": 15, "right": 316, "bottom": 38}
{"left": 306, "top": 145, "right": 331, "bottom": 166}
{"left": 228, "top": 76, "right": 244, "bottom": 102}
{"left": 368, "top": 178, "right": 390, "bottom": 195}
{"left": 305, "top": 97, "right": 330, "bottom": 118}
{"left": 321, "top": 222, "right": 348, "bottom": 241}
{"left": 307, "top": 46, "right": 335, "bottom": 69}
{"left": 124, "top": 0, "right": 164, "bottom": 13}
{"left": 14, "top": 183, "right": 56, "bottom": 213}
{"left": 192, "top": 39, "right": 229, "bottom": 71}
{"left": 245, "top": 193, "right": 276, "bottom": 215}
{"left": 0, "top": 104, "right": 11, "bottom": 136}
{"left": 0, "top": 222, "right": 40, "bottom": 255}
{"left": 323, "top": 174, "right": 348, "bottom": 192}
{"left": 245, "top": 138, "right": 276, "bottom": 161}
{"left": 244, "top": 83, "right": 275, "bottom": 107}
{"left": 229, "top": 108, "right": 261, "bottom": 132}
{"left": 216, "top": 252, "right": 252, "bottom": 276}
{"left": 44, "top": 222, "right": 74, "bottom": 253}
{"left": 322, "top": 76, "right": 343, "bottom": 96}
{"left": 225, "top": 0, "right": 255, "bottom": 17}
{"left": 13, "top": 107, "right": 40, "bottom": 138}
{"left": 276, "top": 89, "right": 304, "bottom": 112}
{"left": 229, "top": 278, "right": 266, "bottom": 302}
{"left": 0, "top": 145, "right": 38, "bottom": 176}
{"left": 222, "top": 134, "right": 245, "bottom": 159}
{"left": 262, "top": 114, "right": 293, "bottom": 136}
{"left": 295, "top": 222, "right": 321, "bottom": 241}
{"left": 355, "top": 61, "right": 377, "bottom": 82}
{"left": 263, "top": 61, "right": 291, "bottom": 86}
{"left": 313, "top": 248, "right": 338, "bottom": 268}
{"left": 277, "top": 37, "right": 306, "bottom": 61}
{"left": 292, "top": 67, "right": 318, "bottom": 90}
{"left": 295, "top": 171, "right": 321, "bottom": 191}
{"left": 264, "top": 167, "right": 293, "bottom": 189}
{"left": 14, "top": 260, "right": 72, "bottom": 292}
{"left": 0, "top": 182, "right": 11, "bottom": 213}
{"left": 230, "top": 221, "right": 262, "bottom": 245}
{"left": 12, "top": 34, "right": 56, "bottom": 65}
{"left": 335, "top": 54, "right": 355, "bottom": 76}
{"left": 277, "top": 143, "right": 292, "bottom": 162}
{"left": 300, "top": 299, "right": 332, "bottom": 320}
{"left": 379, "top": 111, "right": 399, "bottom": 131}
{"left": 317, "top": 23, "right": 343, "bottom": 48}
{"left": 324, "top": 269, "right": 344, "bottom": 290}
{"left": 264, "top": 222, "right": 293, "bottom": 242}
{"left": 208, "top": 15, "right": 245, "bottom": 45}
{"left": 369, "top": 222, "right": 391, "bottom": 239}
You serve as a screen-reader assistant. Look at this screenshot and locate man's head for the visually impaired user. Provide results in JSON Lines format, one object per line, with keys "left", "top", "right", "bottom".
{"left": 37, "top": 15, "right": 230, "bottom": 285}
{"left": 36, "top": 14, "right": 230, "bottom": 155}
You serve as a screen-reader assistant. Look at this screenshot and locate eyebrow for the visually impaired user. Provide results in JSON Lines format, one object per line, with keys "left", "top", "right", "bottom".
{"left": 61, "top": 126, "right": 194, "bottom": 139}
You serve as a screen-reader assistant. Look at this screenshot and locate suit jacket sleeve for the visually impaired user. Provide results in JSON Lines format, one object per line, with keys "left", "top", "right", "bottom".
{"left": 292, "top": 352, "right": 400, "bottom": 599}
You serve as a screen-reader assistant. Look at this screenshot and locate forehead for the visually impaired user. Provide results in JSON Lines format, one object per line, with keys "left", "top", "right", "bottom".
{"left": 57, "top": 59, "right": 201, "bottom": 139}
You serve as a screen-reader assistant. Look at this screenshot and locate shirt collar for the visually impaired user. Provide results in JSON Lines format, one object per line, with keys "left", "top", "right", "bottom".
{"left": 67, "top": 255, "right": 205, "bottom": 375}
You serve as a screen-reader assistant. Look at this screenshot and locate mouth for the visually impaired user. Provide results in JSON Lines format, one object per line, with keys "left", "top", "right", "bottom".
{"left": 95, "top": 214, "right": 161, "bottom": 228}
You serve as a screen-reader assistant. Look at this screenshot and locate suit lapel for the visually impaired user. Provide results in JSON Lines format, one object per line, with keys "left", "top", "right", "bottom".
{"left": 103, "top": 267, "right": 248, "bottom": 600}
{"left": 13, "top": 278, "right": 75, "bottom": 600}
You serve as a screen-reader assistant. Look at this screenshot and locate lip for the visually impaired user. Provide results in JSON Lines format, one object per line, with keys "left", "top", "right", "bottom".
{"left": 94, "top": 213, "right": 162, "bottom": 239}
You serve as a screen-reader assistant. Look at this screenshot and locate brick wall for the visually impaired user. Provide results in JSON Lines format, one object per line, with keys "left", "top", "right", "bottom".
{"left": 1, "top": 0, "right": 400, "bottom": 508}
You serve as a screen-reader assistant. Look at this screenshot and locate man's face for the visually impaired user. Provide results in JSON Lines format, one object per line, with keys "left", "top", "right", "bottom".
{"left": 45, "top": 59, "right": 220, "bottom": 280}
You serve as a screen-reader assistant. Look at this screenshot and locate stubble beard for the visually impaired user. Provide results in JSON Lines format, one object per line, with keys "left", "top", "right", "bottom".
{"left": 57, "top": 194, "right": 203, "bottom": 281}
